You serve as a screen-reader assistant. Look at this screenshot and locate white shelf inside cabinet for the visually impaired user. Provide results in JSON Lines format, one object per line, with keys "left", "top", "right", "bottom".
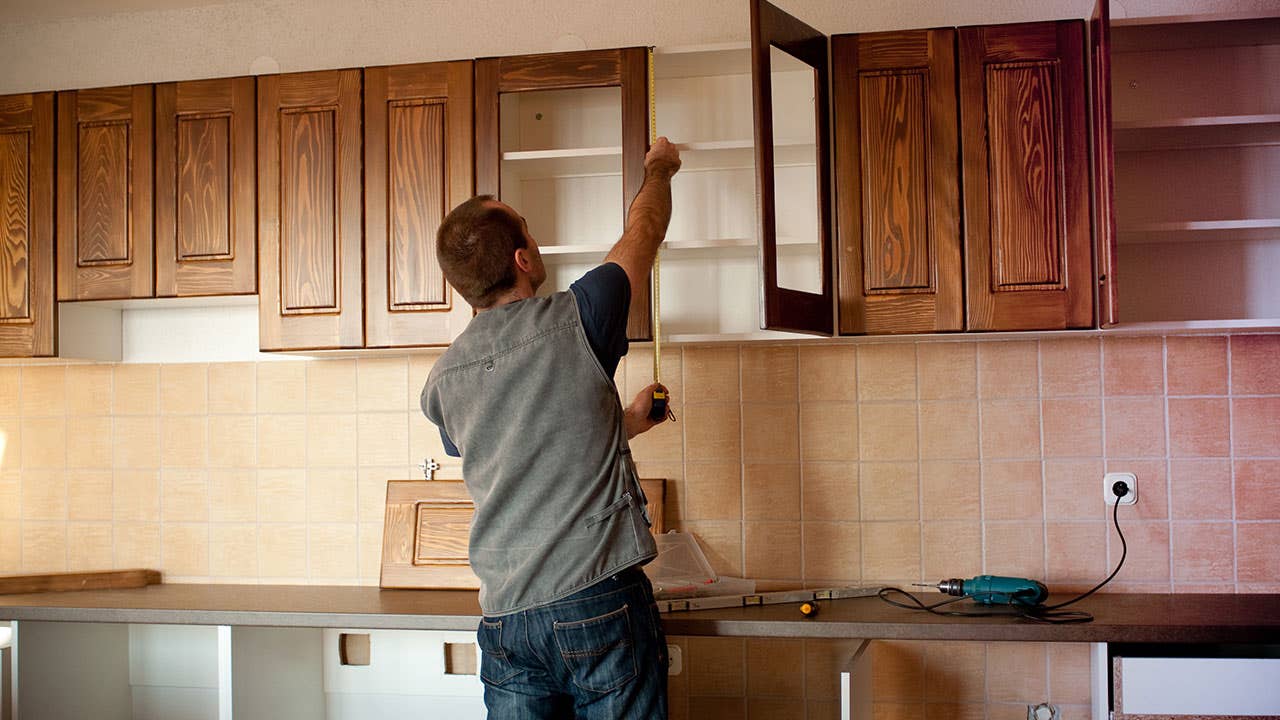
{"left": 539, "top": 236, "right": 819, "bottom": 260}
{"left": 674, "top": 140, "right": 816, "bottom": 170}
{"left": 1114, "top": 113, "right": 1280, "bottom": 129}
{"left": 501, "top": 146, "right": 622, "bottom": 178}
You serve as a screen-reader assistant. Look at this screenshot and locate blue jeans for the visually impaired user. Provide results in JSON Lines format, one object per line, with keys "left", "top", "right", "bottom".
{"left": 476, "top": 567, "right": 668, "bottom": 719}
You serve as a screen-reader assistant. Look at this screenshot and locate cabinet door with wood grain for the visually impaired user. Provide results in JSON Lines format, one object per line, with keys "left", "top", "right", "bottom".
{"left": 56, "top": 85, "right": 154, "bottom": 301}
{"left": 364, "top": 61, "right": 474, "bottom": 347}
{"left": 155, "top": 77, "right": 256, "bottom": 298}
{"left": 258, "top": 69, "right": 363, "bottom": 350}
{"left": 959, "top": 21, "right": 1093, "bottom": 330}
{"left": 833, "top": 29, "right": 962, "bottom": 335}
{"left": 0, "top": 93, "right": 55, "bottom": 357}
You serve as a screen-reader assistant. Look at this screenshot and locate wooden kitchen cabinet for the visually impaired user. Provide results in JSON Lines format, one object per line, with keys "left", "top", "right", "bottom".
{"left": 257, "top": 69, "right": 364, "bottom": 351}
{"left": 363, "top": 60, "right": 475, "bottom": 348}
{"left": 475, "top": 48, "right": 651, "bottom": 340}
{"left": 56, "top": 84, "right": 154, "bottom": 301}
{"left": 154, "top": 77, "right": 257, "bottom": 298}
{"left": 0, "top": 92, "right": 55, "bottom": 357}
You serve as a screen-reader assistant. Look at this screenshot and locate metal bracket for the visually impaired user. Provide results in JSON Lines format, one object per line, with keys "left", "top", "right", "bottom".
{"left": 418, "top": 458, "right": 441, "bottom": 481}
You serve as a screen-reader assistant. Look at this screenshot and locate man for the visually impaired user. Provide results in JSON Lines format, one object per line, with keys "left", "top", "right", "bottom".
{"left": 421, "top": 137, "right": 682, "bottom": 719}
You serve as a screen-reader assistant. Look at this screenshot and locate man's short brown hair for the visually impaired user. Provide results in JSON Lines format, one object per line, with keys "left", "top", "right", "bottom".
{"left": 436, "top": 195, "right": 526, "bottom": 308}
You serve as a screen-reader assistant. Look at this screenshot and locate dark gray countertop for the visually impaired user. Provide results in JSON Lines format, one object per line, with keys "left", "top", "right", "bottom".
{"left": 2, "top": 585, "right": 1277, "bottom": 644}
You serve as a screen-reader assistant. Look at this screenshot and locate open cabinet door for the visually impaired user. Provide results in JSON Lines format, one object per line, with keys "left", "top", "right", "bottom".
{"left": 1092, "top": 0, "right": 1119, "bottom": 327}
{"left": 751, "top": 0, "right": 835, "bottom": 335}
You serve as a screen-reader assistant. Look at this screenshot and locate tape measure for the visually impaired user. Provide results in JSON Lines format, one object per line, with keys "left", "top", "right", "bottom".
{"left": 646, "top": 48, "right": 673, "bottom": 424}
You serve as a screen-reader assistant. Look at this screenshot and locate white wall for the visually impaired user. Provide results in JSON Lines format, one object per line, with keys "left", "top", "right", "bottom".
{"left": 1, "top": 0, "right": 1273, "bottom": 95}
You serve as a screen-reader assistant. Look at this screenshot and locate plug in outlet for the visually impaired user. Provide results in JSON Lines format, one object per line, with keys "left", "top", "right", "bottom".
{"left": 667, "top": 644, "right": 682, "bottom": 676}
{"left": 1104, "top": 472, "right": 1137, "bottom": 505}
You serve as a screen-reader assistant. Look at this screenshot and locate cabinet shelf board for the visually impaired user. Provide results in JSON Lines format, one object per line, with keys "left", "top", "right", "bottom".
{"left": 1123, "top": 218, "right": 1280, "bottom": 233}
{"left": 1115, "top": 120, "right": 1280, "bottom": 152}
{"left": 654, "top": 42, "right": 751, "bottom": 79}
{"left": 538, "top": 236, "right": 817, "bottom": 260}
{"left": 1114, "top": 114, "right": 1280, "bottom": 130}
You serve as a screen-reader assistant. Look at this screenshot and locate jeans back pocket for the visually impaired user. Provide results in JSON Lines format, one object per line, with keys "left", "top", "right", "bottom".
{"left": 552, "top": 603, "right": 638, "bottom": 694}
{"left": 477, "top": 618, "right": 522, "bottom": 686}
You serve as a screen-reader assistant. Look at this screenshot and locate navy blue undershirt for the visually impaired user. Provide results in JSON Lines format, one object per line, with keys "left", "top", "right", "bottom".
{"left": 439, "top": 262, "right": 631, "bottom": 457}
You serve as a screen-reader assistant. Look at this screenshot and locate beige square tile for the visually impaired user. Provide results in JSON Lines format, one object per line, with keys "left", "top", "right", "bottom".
{"left": 859, "top": 403, "right": 917, "bottom": 461}
{"left": 1044, "top": 459, "right": 1105, "bottom": 521}
{"left": 688, "top": 697, "right": 744, "bottom": 718}
{"left": 357, "top": 468, "right": 397, "bottom": 524}
{"left": 0, "top": 418, "right": 20, "bottom": 471}
{"left": 860, "top": 462, "right": 919, "bottom": 521}
{"left": 920, "top": 461, "right": 980, "bottom": 521}
{"left": 22, "top": 521, "right": 67, "bottom": 571}
{"left": 744, "top": 520, "right": 802, "bottom": 579}
{"left": 628, "top": 412, "right": 684, "bottom": 462}
{"left": 917, "top": 342, "right": 976, "bottom": 401}
{"left": 1236, "top": 459, "right": 1280, "bottom": 520}
{"left": 622, "top": 347, "right": 683, "bottom": 404}
{"left": 1042, "top": 398, "right": 1102, "bottom": 458}
{"left": 208, "top": 415, "right": 257, "bottom": 468}
{"left": 801, "top": 462, "right": 858, "bottom": 522}
{"left": 210, "top": 469, "right": 258, "bottom": 522}
{"left": 742, "top": 463, "right": 799, "bottom": 521}
{"left": 0, "top": 521, "right": 18, "bottom": 571}
{"left": 1166, "top": 335, "right": 1228, "bottom": 396}
{"left": 67, "top": 522, "right": 114, "bottom": 571}
{"left": 114, "top": 469, "right": 160, "bottom": 522}
{"left": 978, "top": 340, "right": 1039, "bottom": 399}
{"left": 986, "top": 643, "right": 1047, "bottom": 703}
{"left": 684, "top": 404, "right": 741, "bottom": 462}
{"left": 687, "top": 637, "right": 746, "bottom": 696}
{"left": 407, "top": 353, "right": 440, "bottom": 408}
{"left": 680, "top": 521, "right": 743, "bottom": 577}
{"left": 984, "top": 522, "right": 1045, "bottom": 578}
{"left": 112, "top": 364, "right": 159, "bottom": 415}
{"left": 862, "top": 521, "right": 921, "bottom": 582}
{"left": 1103, "top": 336, "right": 1164, "bottom": 396}
{"left": 258, "top": 523, "right": 308, "bottom": 578}
{"left": 0, "top": 367, "right": 20, "bottom": 413}
{"left": 357, "top": 412, "right": 409, "bottom": 467}
{"left": 62, "top": 468, "right": 111, "bottom": 521}
{"left": 918, "top": 401, "right": 979, "bottom": 460}
{"left": 161, "top": 416, "right": 208, "bottom": 468}
{"left": 742, "top": 403, "right": 797, "bottom": 462}
{"left": 114, "top": 522, "right": 161, "bottom": 568}
{"left": 1237, "top": 522, "right": 1280, "bottom": 584}
{"left": 923, "top": 641, "right": 985, "bottom": 702}
{"left": 210, "top": 523, "right": 259, "bottom": 577}
{"left": 980, "top": 400, "right": 1040, "bottom": 459}
{"left": 1168, "top": 397, "right": 1230, "bottom": 457}
{"left": 308, "top": 468, "right": 358, "bottom": 523}
{"left": 1232, "top": 397, "right": 1280, "bottom": 457}
{"left": 982, "top": 461, "right": 1043, "bottom": 521}
{"left": 67, "top": 416, "right": 113, "bottom": 469}
{"left": 805, "top": 639, "right": 868, "bottom": 700}
{"left": 307, "top": 413, "right": 358, "bottom": 467}
{"left": 162, "top": 522, "right": 210, "bottom": 576}
{"left": 1104, "top": 397, "right": 1166, "bottom": 458}
{"left": 1048, "top": 644, "right": 1093, "bottom": 706}
{"left": 115, "top": 416, "right": 162, "bottom": 470}
{"left": 160, "top": 364, "right": 208, "bottom": 415}
{"left": 207, "top": 363, "right": 256, "bottom": 414}
{"left": 1109, "top": 458, "right": 1169, "bottom": 521}
{"left": 307, "top": 359, "right": 358, "bottom": 413}
{"left": 357, "top": 356, "right": 409, "bottom": 412}
{"left": 21, "top": 468, "right": 67, "bottom": 520}
{"left": 22, "top": 417, "right": 66, "bottom": 468}
{"left": 685, "top": 462, "right": 742, "bottom": 521}
{"left": 741, "top": 347, "right": 796, "bottom": 403}
{"left": 258, "top": 361, "right": 307, "bottom": 413}
{"left": 870, "top": 641, "right": 925, "bottom": 702}
{"left": 922, "top": 522, "right": 982, "bottom": 580}
{"left": 1111, "top": 521, "right": 1170, "bottom": 581}
{"left": 0, "top": 471, "right": 19, "bottom": 520}
{"left": 1231, "top": 334, "right": 1280, "bottom": 395}
{"left": 162, "top": 469, "right": 209, "bottom": 522}
{"left": 799, "top": 402, "right": 857, "bottom": 462}
{"left": 802, "top": 521, "right": 860, "bottom": 581}
{"left": 310, "top": 523, "right": 358, "bottom": 579}
{"left": 1046, "top": 522, "right": 1106, "bottom": 582}
{"left": 256, "top": 414, "right": 306, "bottom": 468}
{"left": 258, "top": 469, "right": 307, "bottom": 522}
{"left": 65, "top": 364, "right": 113, "bottom": 416}
{"left": 858, "top": 344, "right": 916, "bottom": 401}
{"left": 359, "top": 521, "right": 383, "bottom": 581}
{"left": 1172, "top": 522, "right": 1234, "bottom": 582}
{"left": 1169, "top": 459, "right": 1232, "bottom": 520}
{"left": 746, "top": 638, "right": 805, "bottom": 698}
{"left": 798, "top": 345, "right": 856, "bottom": 403}
{"left": 682, "top": 346, "right": 740, "bottom": 403}
{"left": 21, "top": 365, "right": 66, "bottom": 416}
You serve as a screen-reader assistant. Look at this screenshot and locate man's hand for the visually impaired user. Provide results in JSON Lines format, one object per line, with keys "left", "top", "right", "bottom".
{"left": 624, "top": 382, "right": 671, "bottom": 439}
{"left": 644, "top": 136, "right": 681, "bottom": 179}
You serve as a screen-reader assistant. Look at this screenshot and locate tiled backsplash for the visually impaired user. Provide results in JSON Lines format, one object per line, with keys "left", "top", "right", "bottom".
{"left": 1, "top": 332, "right": 1276, "bottom": 718}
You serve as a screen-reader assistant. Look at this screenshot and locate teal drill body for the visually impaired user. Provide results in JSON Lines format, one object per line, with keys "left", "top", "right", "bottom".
{"left": 936, "top": 575, "right": 1049, "bottom": 606}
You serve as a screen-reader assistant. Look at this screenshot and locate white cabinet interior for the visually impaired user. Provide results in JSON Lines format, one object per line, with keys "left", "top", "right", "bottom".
{"left": 1111, "top": 17, "right": 1280, "bottom": 325}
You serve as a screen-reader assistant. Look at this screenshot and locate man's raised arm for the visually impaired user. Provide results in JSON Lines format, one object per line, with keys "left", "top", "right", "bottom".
{"left": 605, "top": 136, "right": 682, "bottom": 295}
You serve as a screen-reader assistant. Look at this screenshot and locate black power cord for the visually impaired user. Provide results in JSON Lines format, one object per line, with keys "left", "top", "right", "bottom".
{"left": 878, "top": 480, "right": 1131, "bottom": 625}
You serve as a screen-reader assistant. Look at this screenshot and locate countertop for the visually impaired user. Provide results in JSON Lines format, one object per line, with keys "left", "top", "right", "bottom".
{"left": 2, "top": 585, "right": 1278, "bottom": 644}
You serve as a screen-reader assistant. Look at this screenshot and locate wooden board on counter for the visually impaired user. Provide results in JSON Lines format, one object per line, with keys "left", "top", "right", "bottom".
{"left": 0, "top": 570, "right": 161, "bottom": 595}
{"left": 381, "top": 479, "right": 665, "bottom": 590}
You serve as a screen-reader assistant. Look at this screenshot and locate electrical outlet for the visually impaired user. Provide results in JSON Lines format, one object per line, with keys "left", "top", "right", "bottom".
{"left": 1104, "top": 472, "right": 1137, "bottom": 505}
{"left": 667, "top": 644, "right": 682, "bottom": 676}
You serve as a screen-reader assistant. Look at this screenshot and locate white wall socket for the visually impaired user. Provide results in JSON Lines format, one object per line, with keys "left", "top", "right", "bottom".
{"left": 1104, "top": 472, "right": 1138, "bottom": 505}
{"left": 667, "top": 643, "right": 683, "bottom": 676}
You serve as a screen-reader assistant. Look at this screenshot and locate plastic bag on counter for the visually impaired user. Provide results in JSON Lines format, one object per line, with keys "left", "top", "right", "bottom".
{"left": 642, "top": 530, "right": 755, "bottom": 599}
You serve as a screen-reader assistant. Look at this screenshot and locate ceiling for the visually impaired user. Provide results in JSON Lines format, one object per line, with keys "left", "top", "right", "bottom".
{"left": 1, "top": 0, "right": 246, "bottom": 23}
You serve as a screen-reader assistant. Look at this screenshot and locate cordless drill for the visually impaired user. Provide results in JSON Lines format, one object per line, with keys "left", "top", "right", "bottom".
{"left": 922, "top": 575, "right": 1049, "bottom": 607}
